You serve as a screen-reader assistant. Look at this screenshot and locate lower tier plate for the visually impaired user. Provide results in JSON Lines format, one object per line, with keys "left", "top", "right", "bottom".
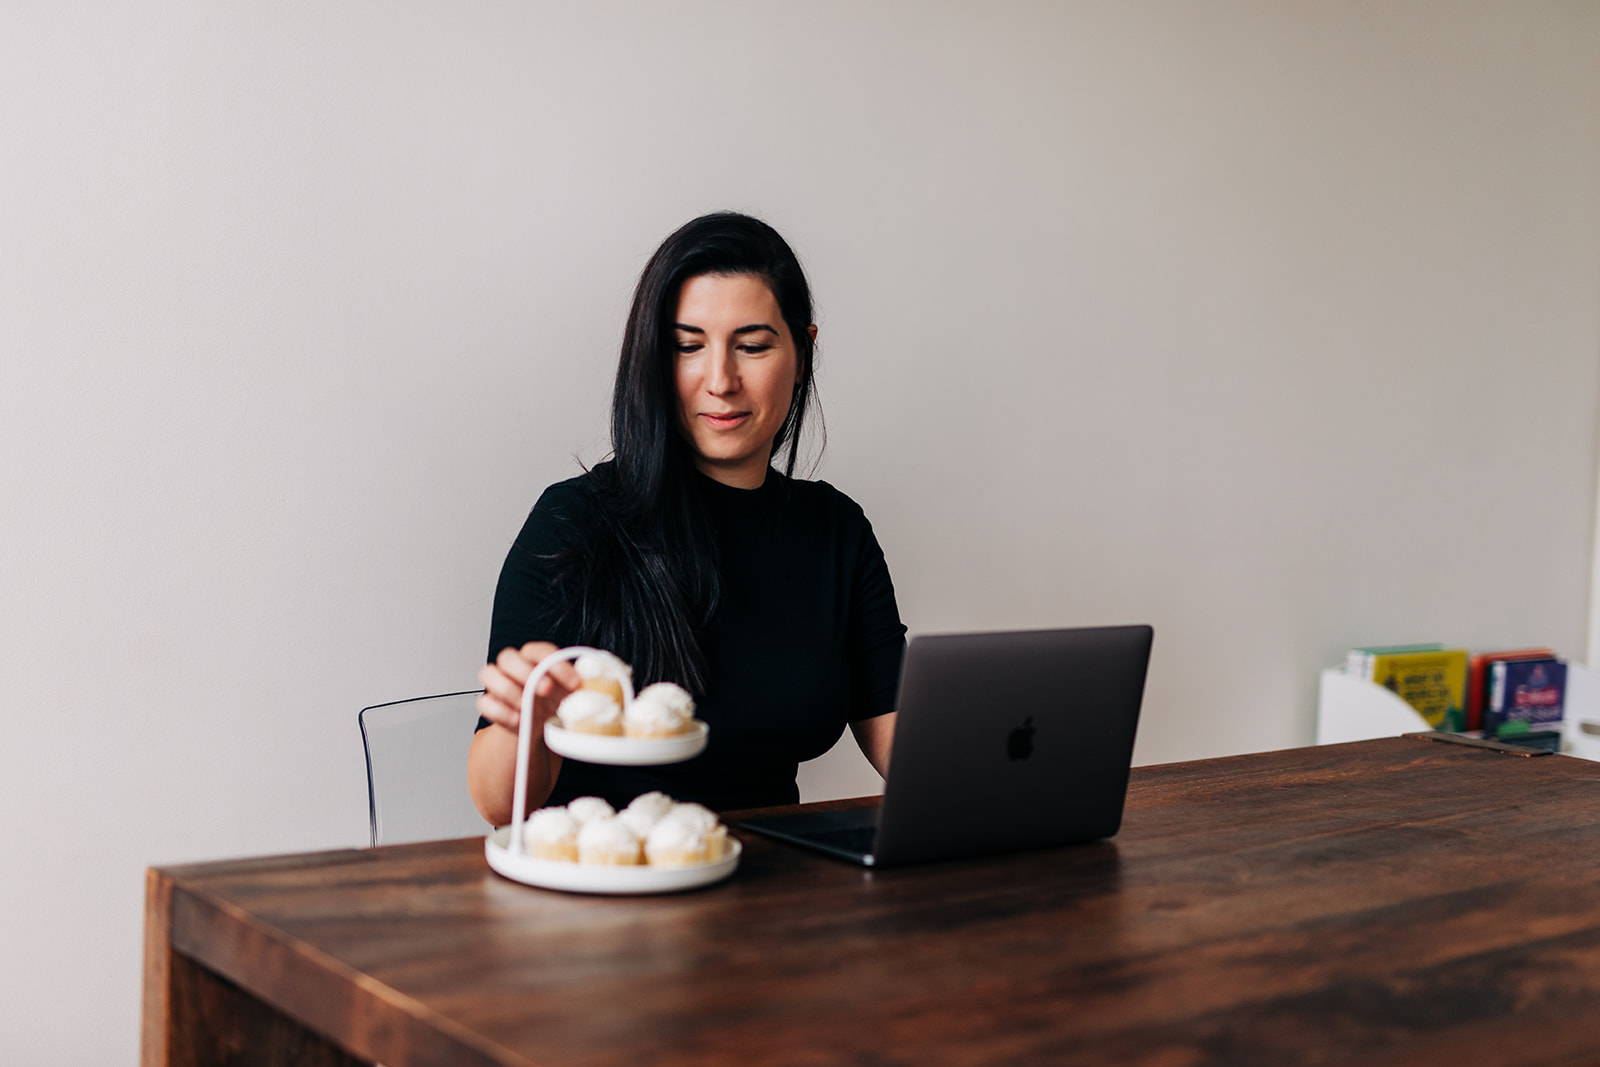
{"left": 484, "top": 826, "right": 741, "bottom": 895}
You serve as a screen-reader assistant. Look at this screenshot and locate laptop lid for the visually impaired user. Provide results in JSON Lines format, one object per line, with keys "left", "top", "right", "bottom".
{"left": 740, "top": 625, "right": 1152, "bottom": 867}
{"left": 876, "top": 627, "right": 1152, "bottom": 870}
{"left": 877, "top": 625, "right": 1151, "bottom": 866}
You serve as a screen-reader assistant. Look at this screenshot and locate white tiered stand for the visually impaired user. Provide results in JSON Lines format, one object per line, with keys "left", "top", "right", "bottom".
{"left": 1317, "top": 661, "right": 1600, "bottom": 760}
{"left": 483, "top": 646, "right": 740, "bottom": 894}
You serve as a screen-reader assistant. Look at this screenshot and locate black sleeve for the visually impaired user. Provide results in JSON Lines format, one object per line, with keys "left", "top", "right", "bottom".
{"left": 846, "top": 512, "right": 908, "bottom": 722}
{"left": 477, "top": 481, "right": 589, "bottom": 733}
{"left": 486, "top": 480, "right": 589, "bottom": 663}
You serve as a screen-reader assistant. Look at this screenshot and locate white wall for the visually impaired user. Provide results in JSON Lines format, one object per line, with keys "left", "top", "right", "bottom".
{"left": 3, "top": 2, "right": 1597, "bottom": 1061}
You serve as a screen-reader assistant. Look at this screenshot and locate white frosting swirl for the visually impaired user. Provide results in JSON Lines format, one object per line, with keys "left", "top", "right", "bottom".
{"left": 619, "top": 791, "right": 675, "bottom": 837}
{"left": 624, "top": 686, "right": 694, "bottom": 734}
{"left": 575, "top": 652, "right": 632, "bottom": 683}
{"left": 566, "top": 796, "right": 615, "bottom": 825}
{"left": 635, "top": 682, "right": 695, "bottom": 717}
{"left": 524, "top": 806, "right": 578, "bottom": 845}
{"left": 577, "top": 815, "right": 642, "bottom": 860}
{"left": 557, "top": 689, "right": 621, "bottom": 730}
{"left": 664, "top": 802, "right": 719, "bottom": 835}
{"left": 646, "top": 817, "right": 704, "bottom": 855}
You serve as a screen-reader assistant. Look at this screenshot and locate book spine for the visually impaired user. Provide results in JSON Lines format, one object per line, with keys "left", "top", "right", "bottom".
{"left": 1486, "top": 661, "right": 1507, "bottom": 735}
{"left": 1466, "top": 656, "right": 1486, "bottom": 733}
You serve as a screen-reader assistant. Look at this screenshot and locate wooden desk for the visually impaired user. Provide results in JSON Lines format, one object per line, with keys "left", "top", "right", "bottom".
{"left": 143, "top": 738, "right": 1600, "bottom": 1066}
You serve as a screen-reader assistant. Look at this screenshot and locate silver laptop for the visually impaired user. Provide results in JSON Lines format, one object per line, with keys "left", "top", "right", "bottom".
{"left": 739, "top": 625, "right": 1153, "bottom": 867}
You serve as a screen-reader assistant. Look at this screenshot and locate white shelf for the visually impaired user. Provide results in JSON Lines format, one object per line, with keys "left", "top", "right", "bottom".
{"left": 1317, "top": 661, "right": 1600, "bottom": 759}
{"left": 1316, "top": 669, "right": 1429, "bottom": 745}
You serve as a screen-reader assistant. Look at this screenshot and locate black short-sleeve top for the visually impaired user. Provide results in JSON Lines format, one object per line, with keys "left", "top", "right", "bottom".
{"left": 483, "top": 468, "right": 907, "bottom": 811}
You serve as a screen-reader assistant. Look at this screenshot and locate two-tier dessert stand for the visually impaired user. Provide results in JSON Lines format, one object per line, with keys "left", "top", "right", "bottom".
{"left": 483, "top": 646, "right": 740, "bottom": 894}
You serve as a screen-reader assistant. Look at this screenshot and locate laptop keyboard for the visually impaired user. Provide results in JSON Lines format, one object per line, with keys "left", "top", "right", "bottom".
{"left": 806, "top": 825, "right": 878, "bottom": 854}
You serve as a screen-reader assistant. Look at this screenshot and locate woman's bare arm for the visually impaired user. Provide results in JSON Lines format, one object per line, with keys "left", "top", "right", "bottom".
{"left": 849, "top": 711, "right": 897, "bottom": 779}
{"left": 467, "top": 642, "right": 580, "bottom": 826}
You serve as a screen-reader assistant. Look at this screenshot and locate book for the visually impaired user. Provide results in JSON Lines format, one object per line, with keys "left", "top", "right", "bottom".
{"left": 1484, "top": 657, "right": 1566, "bottom": 739}
{"left": 1466, "top": 649, "right": 1554, "bottom": 732}
{"left": 1346, "top": 645, "right": 1469, "bottom": 731}
{"left": 1345, "top": 644, "right": 1442, "bottom": 679}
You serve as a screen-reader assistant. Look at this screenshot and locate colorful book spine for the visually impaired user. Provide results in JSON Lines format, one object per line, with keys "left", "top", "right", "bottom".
{"left": 1466, "top": 649, "right": 1554, "bottom": 733}
{"left": 1346, "top": 646, "right": 1468, "bottom": 731}
{"left": 1484, "top": 657, "right": 1566, "bottom": 738}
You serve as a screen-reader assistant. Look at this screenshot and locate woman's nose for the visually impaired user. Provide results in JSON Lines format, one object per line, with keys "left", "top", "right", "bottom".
{"left": 706, "top": 347, "right": 738, "bottom": 395}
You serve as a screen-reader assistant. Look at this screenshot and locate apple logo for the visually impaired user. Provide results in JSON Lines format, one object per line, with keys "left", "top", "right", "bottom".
{"left": 1007, "top": 717, "right": 1036, "bottom": 761}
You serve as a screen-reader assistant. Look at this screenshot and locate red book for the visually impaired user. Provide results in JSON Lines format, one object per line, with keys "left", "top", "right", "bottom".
{"left": 1467, "top": 649, "right": 1554, "bottom": 732}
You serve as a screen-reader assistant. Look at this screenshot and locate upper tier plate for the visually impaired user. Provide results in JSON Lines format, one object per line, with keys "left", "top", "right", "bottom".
{"left": 543, "top": 719, "right": 709, "bottom": 766}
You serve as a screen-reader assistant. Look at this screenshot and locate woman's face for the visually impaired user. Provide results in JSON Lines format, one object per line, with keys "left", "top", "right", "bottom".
{"left": 673, "top": 272, "right": 807, "bottom": 489}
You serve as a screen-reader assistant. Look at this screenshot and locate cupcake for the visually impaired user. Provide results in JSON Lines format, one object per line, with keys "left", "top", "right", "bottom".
{"left": 566, "top": 796, "right": 615, "bottom": 826}
{"left": 645, "top": 817, "right": 713, "bottom": 867}
{"left": 556, "top": 689, "right": 623, "bottom": 736}
{"left": 618, "top": 791, "right": 675, "bottom": 838}
{"left": 577, "top": 815, "right": 644, "bottom": 866}
{"left": 575, "top": 652, "right": 632, "bottom": 707}
{"left": 664, "top": 801, "right": 718, "bottom": 834}
{"left": 625, "top": 682, "right": 697, "bottom": 739}
{"left": 523, "top": 806, "right": 579, "bottom": 862}
{"left": 662, "top": 802, "right": 727, "bottom": 861}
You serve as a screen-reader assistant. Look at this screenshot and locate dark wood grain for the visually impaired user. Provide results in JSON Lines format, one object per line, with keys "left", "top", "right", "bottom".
{"left": 145, "top": 866, "right": 370, "bottom": 1067}
{"left": 166, "top": 951, "right": 369, "bottom": 1067}
{"left": 144, "top": 738, "right": 1600, "bottom": 1066}
{"left": 142, "top": 868, "right": 173, "bottom": 1067}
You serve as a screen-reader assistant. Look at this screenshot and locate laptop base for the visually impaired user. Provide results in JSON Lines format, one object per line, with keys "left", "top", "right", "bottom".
{"left": 739, "top": 807, "right": 880, "bottom": 866}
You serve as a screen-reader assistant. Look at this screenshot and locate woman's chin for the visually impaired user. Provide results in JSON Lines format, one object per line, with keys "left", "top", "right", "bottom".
{"left": 693, "top": 453, "right": 770, "bottom": 487}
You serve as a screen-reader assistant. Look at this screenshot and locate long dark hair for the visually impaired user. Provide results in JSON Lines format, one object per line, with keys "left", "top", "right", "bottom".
{"left": 549, "top": 213, "right": 822, "bottom": 692}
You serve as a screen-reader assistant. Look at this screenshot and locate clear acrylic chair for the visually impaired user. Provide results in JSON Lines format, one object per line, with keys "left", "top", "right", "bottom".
{"left": 359, "top": 690, "right": 491, "bottom": 846}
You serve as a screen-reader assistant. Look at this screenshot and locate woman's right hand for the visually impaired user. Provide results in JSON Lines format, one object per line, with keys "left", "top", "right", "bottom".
{"left": 470, "top": 642, "right": 580, "bottom": 824}
{"left": 477, "top": 641, "right": 582, "bottom": 734}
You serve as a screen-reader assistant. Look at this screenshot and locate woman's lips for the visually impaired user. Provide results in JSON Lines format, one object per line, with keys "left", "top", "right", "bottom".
{"left": 700, "top": 412, "right": 750, "bottom": 429}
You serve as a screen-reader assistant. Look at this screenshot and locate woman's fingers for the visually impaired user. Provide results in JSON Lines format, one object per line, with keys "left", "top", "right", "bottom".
{"left": 496, "top": 644, "right": 539, "bottom": 684}
{"left": 508, "top": 642, "right": 581, "bottom": 698}
{"left": 477, "top": 661, "right": 524, "bottom": 729}
{"left": 525, "top": 642, "right": 582, "bottom": 695}
{"left": 481, "top": 658, "right": 518, "bottom": 698}
{"left": 476, "top": 688, "right": 517, "bottom": 730}
{"left": 479, "top": 643, "right": 585, "bottom": 731}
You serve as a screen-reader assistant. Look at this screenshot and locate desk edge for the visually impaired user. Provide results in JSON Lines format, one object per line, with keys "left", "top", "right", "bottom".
{"left": 151, "top": 869, "right": 528, "bottom": 1067}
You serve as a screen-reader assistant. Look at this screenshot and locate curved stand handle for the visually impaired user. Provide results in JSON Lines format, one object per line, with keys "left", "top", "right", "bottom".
{"left": 508, "top": 646, "right": 634, "bottom": 855}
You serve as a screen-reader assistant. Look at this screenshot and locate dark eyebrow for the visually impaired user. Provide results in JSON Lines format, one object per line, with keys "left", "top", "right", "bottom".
{"left": 672, "top": 323, "right": 780, "bottom": 337}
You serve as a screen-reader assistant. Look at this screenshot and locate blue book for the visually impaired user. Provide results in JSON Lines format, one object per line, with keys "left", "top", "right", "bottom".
{"left": 1484, "top": 657, "right": 1566, "bottom": 738}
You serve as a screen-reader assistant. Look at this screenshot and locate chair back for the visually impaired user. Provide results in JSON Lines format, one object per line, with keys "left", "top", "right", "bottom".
{"left": 359, "top": 690, "right": 488, "bottom": 846}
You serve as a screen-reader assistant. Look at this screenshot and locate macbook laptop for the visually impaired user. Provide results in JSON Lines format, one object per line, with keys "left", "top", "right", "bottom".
{"left": 738, "top": 625, "right": 1153, "bottom": 867}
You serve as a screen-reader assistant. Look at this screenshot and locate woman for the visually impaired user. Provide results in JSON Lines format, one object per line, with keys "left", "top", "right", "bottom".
{"left": 468, "top": 213, "right": 905, "bottom": 826}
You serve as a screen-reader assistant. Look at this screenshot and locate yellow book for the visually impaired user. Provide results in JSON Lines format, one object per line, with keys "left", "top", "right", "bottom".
{"left": 1351, "top": 647, "right": 1469, "bottom": 731}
